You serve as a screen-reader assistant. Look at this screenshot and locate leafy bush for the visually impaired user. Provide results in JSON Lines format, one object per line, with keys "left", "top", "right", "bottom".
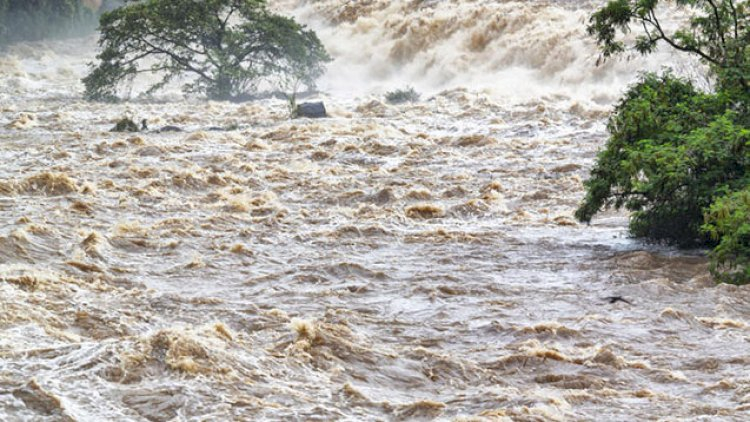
{"left": 0, "top": 0, "right": 99, "bottom": 45}
{"left": 83, "top": 0, "right": 331, "bottom": 102}
{"left": 581, "top": 0, "right": 750, "bottom": 283}
{"left": 703, "top": 188, "right": 750, "bottom": 284}
{"left": 576, "top": 73, "right": 744, "bottom": 245}
{"left": 385, "top": 87, "right": 420, "bottom": 104}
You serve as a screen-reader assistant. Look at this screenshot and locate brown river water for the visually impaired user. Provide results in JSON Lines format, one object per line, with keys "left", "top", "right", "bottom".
{"left": 1, "top": 1, "right": 749, "bottom": 421}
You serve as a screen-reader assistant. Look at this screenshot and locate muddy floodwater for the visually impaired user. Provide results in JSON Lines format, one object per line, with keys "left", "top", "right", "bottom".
{"left": 1, "top": 1, "right": 750, "bottom": 421}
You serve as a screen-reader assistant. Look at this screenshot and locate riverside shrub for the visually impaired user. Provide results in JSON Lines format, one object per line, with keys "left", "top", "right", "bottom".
{"left": 580, "top": 0, "right": 750, "bottom": 284}
{"left": 576, "top": 73, "right": 744, "bottom": 244}
{"left": 703, "top": 188, "right": 750, "bottom": 284}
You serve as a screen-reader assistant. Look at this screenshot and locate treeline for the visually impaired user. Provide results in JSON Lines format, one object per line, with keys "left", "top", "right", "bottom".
{"left": 0, "top": 0, "right": 123, "bottom": 45}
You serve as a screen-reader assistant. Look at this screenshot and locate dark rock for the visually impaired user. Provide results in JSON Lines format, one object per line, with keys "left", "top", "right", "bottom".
{"left": 158, "top": 125, "right": 183, "bottom": 133}
{"left": 207, "top": 123, "right": 239, "bottom": 131}
{"left": 296, "top": 102, "right": 327, "bottom": 119}
{"left": 603, "top": 296, "right": 633, "bottom": 305}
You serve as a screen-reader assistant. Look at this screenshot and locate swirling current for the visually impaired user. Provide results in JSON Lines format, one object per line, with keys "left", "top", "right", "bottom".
{"left": 0, "top": 1, "right": 748, "bottom": 421}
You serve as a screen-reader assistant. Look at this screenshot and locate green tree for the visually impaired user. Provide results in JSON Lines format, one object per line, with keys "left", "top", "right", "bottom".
{"left": 580, "top": 0, "right": 750, "bottom": 283}
{"left": 588, "top": 0, "right": 750, "bottom": 95}
{"left": 82, "top": 0, "right": 331, "bottom": 102}
{"left": 576, "top": 74, "right": 746, "bottom": 244}
{"left": 274, "top": 23, "right": 331, "bottom": 116}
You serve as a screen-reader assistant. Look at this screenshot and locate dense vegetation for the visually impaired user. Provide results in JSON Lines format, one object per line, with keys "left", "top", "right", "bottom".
{"left": 0, "top": 0, "right": 101, "bottom": 45}
{"left": 385, "top": 87, "right": 421, "bottom": 104}
{"left": 83, "top": 0, "right": 330, "bottom": 102}
{"left": 703, "top": 187, "right": 750, "bottom": 283}
{"left": 579, "top": 0, "right": 750, "bottom": 284}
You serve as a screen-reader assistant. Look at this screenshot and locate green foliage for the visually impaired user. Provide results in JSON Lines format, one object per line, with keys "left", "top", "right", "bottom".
{"left": 577, "top": 73, "right": 748, "bottom": 245}
{"left": 588, "top": 0, "right": 750, "bottom": 94}
{"left": 581, "top": 1, "right": 750, "bottom": 283}
{"left": 0, "top": 0, "right": 99, "bottom": 45}
{"left": 703, "top": 188, "right": 750, "bottom": 284}
{"left": 385, "top": 87, "right": 420, "bottom": 104}
{"left": 83, "top": 0, "right": 331, "bottom": 102}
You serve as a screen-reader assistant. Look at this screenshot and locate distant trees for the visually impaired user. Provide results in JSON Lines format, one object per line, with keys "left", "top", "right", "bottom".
{"left": 82, "top": 0, "right": 331, "bottom": 102}
{"left": 0, "top": 0, "right": 99, "bottom": 45}
{"left": 579, "top": 0, "right": 750, "bottom": 284}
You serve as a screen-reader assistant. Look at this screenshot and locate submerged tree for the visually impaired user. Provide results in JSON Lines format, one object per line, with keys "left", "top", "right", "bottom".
{"left": 579, "top": 0, "right": 750, "bottom": 283}
{"left": 83, "top": 0, "right": 331, "bottom": 101}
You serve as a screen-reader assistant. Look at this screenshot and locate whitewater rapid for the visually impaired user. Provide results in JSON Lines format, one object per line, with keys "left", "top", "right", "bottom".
{"left": 1, "top": 1, "right": 748, "bottom": 421}
{"left": 273, "top": 0, "right": 703, "bottom": 106}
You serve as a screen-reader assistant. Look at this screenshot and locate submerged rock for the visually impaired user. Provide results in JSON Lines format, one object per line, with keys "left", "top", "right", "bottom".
{"left": 158, "top": 125, "right": 184, "bottom": 133}
{"left": 296, "top": 102, "right": 327, "bottom": 118}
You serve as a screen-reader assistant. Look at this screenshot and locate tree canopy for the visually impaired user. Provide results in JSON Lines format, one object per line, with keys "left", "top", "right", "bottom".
{"left": 579, "top": 0, "right": 750, "bottom": 284}
{"left": 82, "top": 0, "right": 331, "bottom": 102}
{"left": 588, "top": 0, "right": 750, "bottom": 95}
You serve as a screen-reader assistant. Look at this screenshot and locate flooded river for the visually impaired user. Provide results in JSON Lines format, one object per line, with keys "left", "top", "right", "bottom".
{"left": 1, "top": 1, "right": 749, "bottom": 421}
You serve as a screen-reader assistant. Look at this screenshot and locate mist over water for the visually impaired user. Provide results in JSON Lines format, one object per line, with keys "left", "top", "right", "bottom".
{"left": 273, "top": 0, "right": 700, "bottom": 106}
{"left": 1, "top": 1, "right": 748, "bottom": 421}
